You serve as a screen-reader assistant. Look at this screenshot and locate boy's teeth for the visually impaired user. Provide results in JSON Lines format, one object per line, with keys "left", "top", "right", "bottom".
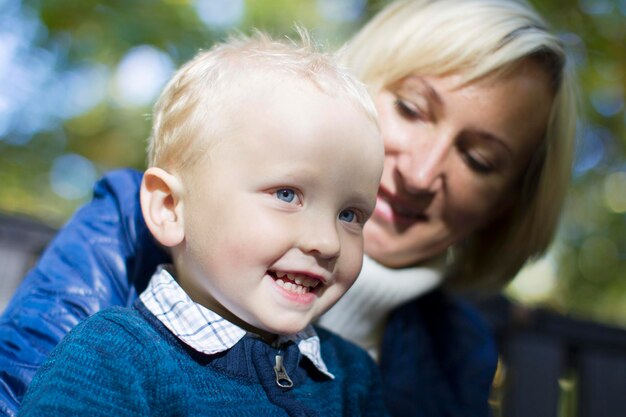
{"left": 273, "top": 271, "right": 321, "bottom": 293}
{"left": 287, "top": 273, "right": 318, "bottom": 287}
{"left": 276, "top": 279, "right": 308, "bottom": 294}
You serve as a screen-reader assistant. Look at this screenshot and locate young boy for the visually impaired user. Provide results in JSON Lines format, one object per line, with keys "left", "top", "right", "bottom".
{"left": 18, "top": 32, "right": 386, "bottom": 416}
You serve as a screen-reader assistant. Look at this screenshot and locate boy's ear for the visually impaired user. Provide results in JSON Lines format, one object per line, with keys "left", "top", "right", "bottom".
{"left": 140, "top": 167, "right": 185, "bottom": 247}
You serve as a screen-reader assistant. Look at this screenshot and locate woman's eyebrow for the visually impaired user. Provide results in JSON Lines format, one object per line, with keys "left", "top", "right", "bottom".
{"left": 402, "top": 76, "right": 443, "bottom": 107}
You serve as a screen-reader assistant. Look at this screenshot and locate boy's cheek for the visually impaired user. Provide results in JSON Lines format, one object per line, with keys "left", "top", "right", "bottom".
{"left": 338, "top": 236, "right": 366, "bottom": 283}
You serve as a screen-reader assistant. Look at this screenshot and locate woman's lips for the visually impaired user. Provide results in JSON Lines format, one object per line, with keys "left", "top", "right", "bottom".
{"left": 374, "top": 193, "right": 428, "bottom": 227}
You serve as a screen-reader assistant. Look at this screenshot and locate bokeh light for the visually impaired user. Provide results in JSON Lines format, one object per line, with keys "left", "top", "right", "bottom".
{"left": 559, "top": 32, "right": 587, "bottom": 68}
{"left": 573, "top": 123, "right": 607, "bottom": 177}
{"left": 195, "top": 0, "right": 245, "bottom": 29}
{"left": 317, "top": 0, "right": 366, "bottom": 22}
{"left": 579, "top": 0, "right": 614, "bottom": 15}
{"left": 603, "top": 171, "right": 626, "bottom": 213}
{"left": 508, "top": 257, "right": 558, "bottom": 304}
{"left": 590, "top": 87, "right": 624, "bottom": 117}
{"left": 0, "top": 8, "right": 58, "bottom": 146}
{"left": 52, "top": 65, "right": 110, "bottom": 119}
{"left": 112, "top": 45, "right": 174, "bottom": 108}
{"left": 577, "top": 236, "right": 619, "bottom": 282}
{"left": 50, "top": 154, "right": 98, "bottom": 200}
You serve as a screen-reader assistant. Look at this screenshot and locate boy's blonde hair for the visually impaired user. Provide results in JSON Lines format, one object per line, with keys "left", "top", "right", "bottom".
{"left": 148, "top": 30, "right": 378, "bottom": 171}
{"left": 343, "top": 0, "right": 577, "bottom": 290}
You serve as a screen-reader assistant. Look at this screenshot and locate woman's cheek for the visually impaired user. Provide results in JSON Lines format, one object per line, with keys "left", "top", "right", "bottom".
{"left": 445, "top": 178, "right": 506, "bottom": 233}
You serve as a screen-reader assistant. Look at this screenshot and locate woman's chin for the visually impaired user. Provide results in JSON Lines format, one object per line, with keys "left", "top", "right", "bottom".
{"left": 364, "top": 224, "right": 447, "bottom": 268}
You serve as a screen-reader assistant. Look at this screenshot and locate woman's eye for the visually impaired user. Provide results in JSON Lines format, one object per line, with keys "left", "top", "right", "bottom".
{"left": 276, "top": 188, "right": 297, "bottom": 203}
{"left": 463, "top": 152, "right": 494, "bottom": 174}
{"left": 394, "top": 98, "right": 422, "bottom": 120}
{"left": 338, "top": 209, "right": 357, "bottom": 223}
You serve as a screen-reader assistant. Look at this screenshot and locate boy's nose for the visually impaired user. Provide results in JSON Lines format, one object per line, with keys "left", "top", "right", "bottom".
{"left": 299, "top": 216, "right": 341, "bottom": 260}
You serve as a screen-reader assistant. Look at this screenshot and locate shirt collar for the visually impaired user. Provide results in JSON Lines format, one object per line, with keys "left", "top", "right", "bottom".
{"left": 140, "top": 265, "right": 334, "bottom": 379}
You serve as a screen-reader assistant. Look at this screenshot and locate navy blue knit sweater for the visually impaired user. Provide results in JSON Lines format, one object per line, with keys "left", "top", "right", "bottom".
{"left": 18, "top": 301, "right": 388, "bottom": 417}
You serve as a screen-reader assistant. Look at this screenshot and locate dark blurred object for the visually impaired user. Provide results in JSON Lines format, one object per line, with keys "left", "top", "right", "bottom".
{"left": 469, "top": 293, "right": 626, "bottom": 417}
{"left": 0, "top": 213, "right": 56, "bottom": 311}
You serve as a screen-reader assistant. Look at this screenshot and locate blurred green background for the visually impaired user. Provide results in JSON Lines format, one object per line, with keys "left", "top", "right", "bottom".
{"left": 0, "top": 0, "right": 624, "bottom": 327}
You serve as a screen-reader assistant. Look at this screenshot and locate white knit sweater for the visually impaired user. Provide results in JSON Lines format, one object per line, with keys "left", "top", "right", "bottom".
{"left": 317, "top": 255, "right": 446, "bottom": 360}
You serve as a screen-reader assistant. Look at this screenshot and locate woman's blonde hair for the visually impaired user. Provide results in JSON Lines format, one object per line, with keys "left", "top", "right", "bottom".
{"left": 343, "top": 0, "right": 577, "bottom": 290}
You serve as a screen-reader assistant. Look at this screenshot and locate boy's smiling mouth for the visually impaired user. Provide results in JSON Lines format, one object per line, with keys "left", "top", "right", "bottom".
{"left": 268, "top": 270, "right": 322, "bottom": 295}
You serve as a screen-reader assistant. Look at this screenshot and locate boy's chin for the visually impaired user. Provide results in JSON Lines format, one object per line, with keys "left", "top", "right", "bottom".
{"left": 253, "top": 322, "right": 310, "bottom": 342}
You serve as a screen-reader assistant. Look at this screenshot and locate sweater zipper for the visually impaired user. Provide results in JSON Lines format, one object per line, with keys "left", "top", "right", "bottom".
{"left": 273, "top": 350, "right": 293, "bottom": 389}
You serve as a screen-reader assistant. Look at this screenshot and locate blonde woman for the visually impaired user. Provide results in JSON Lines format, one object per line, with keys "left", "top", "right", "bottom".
{"left": 1, "top": 1, "right": 575, "bottom": 416}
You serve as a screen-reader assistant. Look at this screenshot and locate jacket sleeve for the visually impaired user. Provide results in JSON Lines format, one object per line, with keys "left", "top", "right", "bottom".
{"left": 0, "top": 168, "right": 170, "bottom": 417}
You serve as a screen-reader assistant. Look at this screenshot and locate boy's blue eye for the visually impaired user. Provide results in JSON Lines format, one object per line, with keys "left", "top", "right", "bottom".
{"left": 339, "top": 209, "right": 357, "bottom": 223}
{"left": 276, "top": 188, "right": 296, "bottom": 203}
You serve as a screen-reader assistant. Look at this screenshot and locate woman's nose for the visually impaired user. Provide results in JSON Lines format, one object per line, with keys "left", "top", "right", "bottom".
{"left": 395, "top": 138, "right": 450, "bottom": 194}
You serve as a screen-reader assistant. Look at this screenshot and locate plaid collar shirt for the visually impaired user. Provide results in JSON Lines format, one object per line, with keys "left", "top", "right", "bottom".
{"left": 140, "top": 265, "right": 334, "bottom": 379}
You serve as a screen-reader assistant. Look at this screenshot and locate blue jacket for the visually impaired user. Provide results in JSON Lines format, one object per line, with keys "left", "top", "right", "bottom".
{"left": 0, "top": 169, "right": 497, "bottom": 417}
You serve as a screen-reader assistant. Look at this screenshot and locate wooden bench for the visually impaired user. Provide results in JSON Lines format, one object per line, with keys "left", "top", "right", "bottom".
{"left": 2, "top": 212, "right": 626, "bottom": 416}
